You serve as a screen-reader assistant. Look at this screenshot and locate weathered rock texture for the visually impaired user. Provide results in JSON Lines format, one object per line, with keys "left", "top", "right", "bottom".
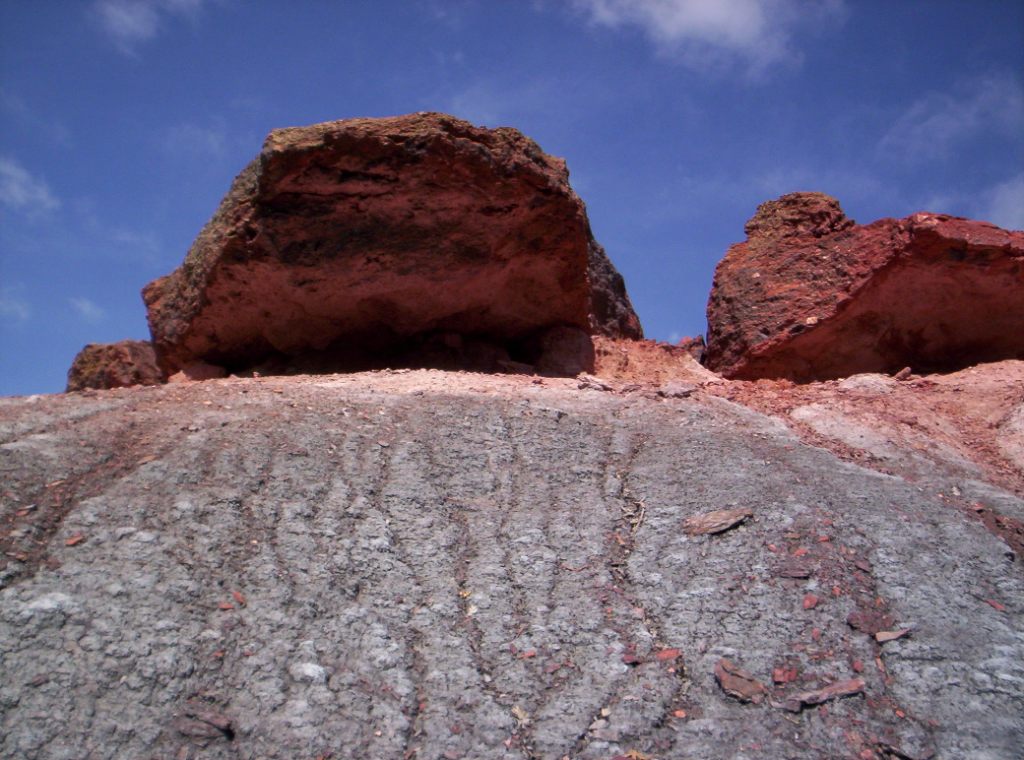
{"left": 705, "top": 192, "right": 1024, "bottom": 381}
{"left": 142, "top": 112, "right": 641, "bottom": 377}
{"left": 1, "top": 369, "right": 1022, "bottom": 759}
{"left": 65, "top": 340, "right": 163, "bottom": 392}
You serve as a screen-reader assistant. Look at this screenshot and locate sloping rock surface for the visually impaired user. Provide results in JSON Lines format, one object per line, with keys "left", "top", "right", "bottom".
{"left": 142, "top": 112, "right": 641, "bottom": 377}
{"left": 65, "top": 340, "right": 163, "bottom": 392}
{"left": 705, "top": 192, "right": 1024, "bottom": 381}
{"left": 2, "top": 370, "right": 1022, "bottom": 759}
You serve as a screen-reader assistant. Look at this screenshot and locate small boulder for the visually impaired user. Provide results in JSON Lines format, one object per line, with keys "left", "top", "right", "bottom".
{"left": 705, "top": 192, "right": 1024, "bottom": 381}
{"left": 66, "top": 340, "right": 163, "bottom": 392}
{"left": 143, "top": 112, "right": 641, "bottom": 377}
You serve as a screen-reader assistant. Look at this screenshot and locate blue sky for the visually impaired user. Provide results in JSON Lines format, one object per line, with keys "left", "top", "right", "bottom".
{"left": 2, "top": 0, "right": 1022, "bottom": 396}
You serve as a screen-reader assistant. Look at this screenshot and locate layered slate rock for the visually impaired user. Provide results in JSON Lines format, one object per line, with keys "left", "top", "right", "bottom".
{"left": 143, "top": 112, "right": 641, "bottom": 377}
{"left": 66, "top": 340, "right": 163, "bottom": 391}
{"left": 705, "top": 192, "right": 1024, "bottom": 381}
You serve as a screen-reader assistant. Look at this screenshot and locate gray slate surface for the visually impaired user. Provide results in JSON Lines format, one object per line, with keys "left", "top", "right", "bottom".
{"left": 1, "top": 374, "right": 1021, "bottom": 759}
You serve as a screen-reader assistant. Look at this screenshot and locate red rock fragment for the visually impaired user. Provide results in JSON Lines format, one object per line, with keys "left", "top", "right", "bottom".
{"left": 985, "top": 599, "right": 1007, "bottom": 612}
{"left": 803, "top": 594, "right": 820, "bottom": 610}
{"left": 714, "top": 658, "right": 767, "bottom": 704}
{"left": 772, "top": 667, "right": 799, "bottom": 684}
{"left": 847, "top": 609, "right": 895, "bottom": 635}
{"left": 655, "top": 648, "right": 682, "bottom": 662}
{"left": 683, "top": 508, "right": 753, "bottom": 536}
{"left": 782, "top": 677, "right": 866, "bottom": 712}
{"left": 64, "top": 534, "right": 85, "bottom": 547}
{"left": 66, "top": 340, "right": 163, "bottom": 392}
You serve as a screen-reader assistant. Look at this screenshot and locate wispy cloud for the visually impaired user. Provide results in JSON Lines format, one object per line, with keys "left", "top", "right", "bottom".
{"left": 1, "top": 89, "right": 73, "bottom": 148}
{"left": 880, "top": 75, "right": 1024, "bottom": 162}
{"left": 570, "top": 0, "right": 845, "bottom": 75}
{"left": 69, "top": 297, "right": 106, "bottom": 323}
{"left": 161, "top": 121, "right": 227, "bottom": 159}
{"left": 93, "top": 0, "right": 206, "bottom": 55}
{"left": 984, "top": 173, "right": 1024, "bottom": 231}
{"left": 0, "top": 285, "right": 31, "bottom": 323}
{"left": 0, "top": 157, "right": 61, "bottom": 215}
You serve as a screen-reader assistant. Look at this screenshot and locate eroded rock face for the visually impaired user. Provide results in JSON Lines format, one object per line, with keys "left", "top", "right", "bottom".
{"left": 65, "top": 340, "right": 163, "bottom": 391}
{"left": 705, "top": 192, "right": 1024, "bottom": 381}
{"left": 2, "top": 370, "right": 1022, "bottom": 759}
{"left": 143, "top": 112, "right": 641, "bottom": 377}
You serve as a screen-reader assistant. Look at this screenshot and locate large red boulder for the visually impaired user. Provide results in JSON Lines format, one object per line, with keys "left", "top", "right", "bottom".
{"left": 143, "top": 113, "right": 641, "bottom": 376}
{"left": 66, "top": 340, "right": 163, "bottom": 391}
{"left": 705, "top": 192, "right": 1024, "bottom": 381}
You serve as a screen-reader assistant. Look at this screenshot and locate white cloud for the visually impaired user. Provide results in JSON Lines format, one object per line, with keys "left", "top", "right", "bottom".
{"left": 0, "top": 286, "right": 31, "bottom": 323}
{"left": 880, "top": 75, "right": 1024, "bottom": 162}
{"left": 984, "top": 174, "right": 1024, "bottom": 231}
{"left": 93, "top": 0, "right": 206, "bottom": 54}
{"left": 0, "top": 157, "right": 60, "bottom": 215}
{"left": 69, "top": 297, "right": 106, "bottom": 323}
{"left": 571, "top": 0, "right": 845, "bottom": 75}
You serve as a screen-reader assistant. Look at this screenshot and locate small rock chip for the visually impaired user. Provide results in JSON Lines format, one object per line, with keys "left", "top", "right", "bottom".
{"left": 577, "top": 374, "right": 612, "bottom": 391}
{"left": 655, "top": 648, "right": 682, "bottom": 662}
{"left": 714, "top": 658, "right": 767, "bottom": 703}
{"left": 684, "top": 508, "right": 753, "bottom": 536}
{"left": 803, "top": 593, "right": 820, "bottom": 610}
{"left": 847, "top": 609, "right": 895, "bottom": 635}
{"left": 772, "top": 667, "right": 799, "bottom": 684}
{"left": 893, "top": 367, "right": 913, "bottom": 380}
{"left": 64, "top": 534, "right": 85, "bottom": 547}
{"left": 782, "top": 677, "right": 866, "bottom": 712}
{"left": 875, "top": 628, "right": 911, "bottom": 643}
{"left": 657, "top": 382, "right": 697, "bottom": 399}
{"left": 777, "top": 561, "right": 812, "bottom": 579}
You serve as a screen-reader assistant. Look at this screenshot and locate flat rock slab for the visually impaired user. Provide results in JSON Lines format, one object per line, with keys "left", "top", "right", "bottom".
{"left": 1, "top": 372, "right": 1021, "bottom": 759}
{"left": 705, "top": 192, "right": 1024, "bottom": 381}
{"left": 142, "top": 112, "right": 640, "bottom": 377}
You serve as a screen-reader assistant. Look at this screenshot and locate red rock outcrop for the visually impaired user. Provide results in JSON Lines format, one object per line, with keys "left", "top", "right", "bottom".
{"left": 705, "top": 192, "right": 1024, "bottom": 381}
{"left": 143, "top": 112, "right": 641, "bottom": 377}
{"left": 66, "top": 340, "right": 163, "bottom": 391}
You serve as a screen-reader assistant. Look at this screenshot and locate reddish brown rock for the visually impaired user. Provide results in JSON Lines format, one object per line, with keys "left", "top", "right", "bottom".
{"left": 143, "top": 112, "right": 641, "bottom": 377}
{"left": 167, "top": 361, "right": 228, "bottom": 384}
{"left": 705, "top": 192, "right": 1024, "bottom": 381}
{"left": 66, "top": 340, "right": 163, "bottom": 392}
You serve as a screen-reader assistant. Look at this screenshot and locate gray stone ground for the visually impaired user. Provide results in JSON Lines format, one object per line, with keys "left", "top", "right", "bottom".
{"left": 0, "top": 372, "right": 1021, "bottom": 759}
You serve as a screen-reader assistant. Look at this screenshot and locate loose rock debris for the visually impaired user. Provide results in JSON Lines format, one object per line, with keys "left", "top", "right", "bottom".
{"left": 875, "top": 628, "right": 912, "bottom": 643}
{"left": 780, "top": 677, "right": 866, "bottom": 713}
{"left": 714, "top": 658, "right": 768, "bottom": 703}
{"left": 683, "top": 508, "right": 753, "bottom": 535}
